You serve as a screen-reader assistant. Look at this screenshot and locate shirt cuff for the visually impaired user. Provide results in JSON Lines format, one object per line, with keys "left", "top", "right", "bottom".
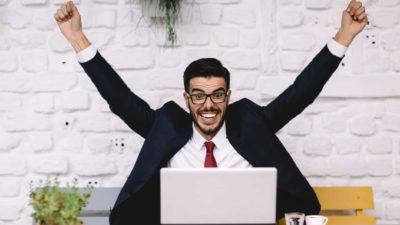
{"left": 327, "top": 39, "right": 347, "bottom": 58}
{"left": 76, "top": 45, "right": 97, "bottom": 63}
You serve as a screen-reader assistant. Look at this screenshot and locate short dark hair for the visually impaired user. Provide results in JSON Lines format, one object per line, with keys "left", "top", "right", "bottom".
{"left": 183, "top": 58, "right": 230, "bottom": 92}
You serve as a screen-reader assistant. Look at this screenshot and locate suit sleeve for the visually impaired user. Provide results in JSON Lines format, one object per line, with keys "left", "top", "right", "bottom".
{"left": 80, "top": 51, "right": 155, "bottom": 138}
{"left": 262, "top": 45, "right": 342, "bottom": 133}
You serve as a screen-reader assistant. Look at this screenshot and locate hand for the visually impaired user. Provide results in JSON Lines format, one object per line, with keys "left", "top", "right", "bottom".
{"left": 54, "top": 1, "right": 90, "bottom": 52}
{"left": 334, "top": 0, "right": 369, "bottom": 47}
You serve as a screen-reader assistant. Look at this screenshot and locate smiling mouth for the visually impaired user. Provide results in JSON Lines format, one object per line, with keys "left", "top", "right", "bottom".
{"left": 201, "top": 113, "right": 217, "bottom": 119}
{"left": 199, "top": 111, "right": 219, "bottom": 124}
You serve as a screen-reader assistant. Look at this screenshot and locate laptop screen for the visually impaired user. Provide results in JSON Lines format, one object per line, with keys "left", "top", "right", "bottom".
{"left": 160, "top": 167, "right": 277, "bottom": 225}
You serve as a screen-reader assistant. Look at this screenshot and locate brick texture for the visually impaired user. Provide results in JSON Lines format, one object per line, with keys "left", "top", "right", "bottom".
{"left": 0, "top": 0, "right": 400, "bottom": 223}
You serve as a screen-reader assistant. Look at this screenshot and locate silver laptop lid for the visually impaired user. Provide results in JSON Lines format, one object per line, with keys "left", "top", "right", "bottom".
{"left": 160, "top": 167, "right": 277, "bottom": 225}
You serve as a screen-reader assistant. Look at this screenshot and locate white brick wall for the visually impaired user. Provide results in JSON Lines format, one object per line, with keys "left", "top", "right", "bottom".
{"left": 0, "top": 0, "right": 400, "bottom": 224}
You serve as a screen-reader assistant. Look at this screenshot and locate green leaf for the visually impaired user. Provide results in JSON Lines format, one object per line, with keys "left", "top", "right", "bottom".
{"left": 29, "top": 176, "right": 93, "bottom": 225}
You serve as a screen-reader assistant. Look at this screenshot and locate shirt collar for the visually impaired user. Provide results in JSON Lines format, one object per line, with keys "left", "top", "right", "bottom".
{"left": 192, "top": 123, "right": 227, "bottom": 151}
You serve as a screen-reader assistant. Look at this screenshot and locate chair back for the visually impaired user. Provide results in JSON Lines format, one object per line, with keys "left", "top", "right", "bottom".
{"left": 313, "top": 186, "right": 376, "bottom": 225}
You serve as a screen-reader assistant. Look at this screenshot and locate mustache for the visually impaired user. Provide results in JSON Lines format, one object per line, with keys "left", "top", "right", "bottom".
{"left": 198, "top": 108, "right": 221, "bottom": 114}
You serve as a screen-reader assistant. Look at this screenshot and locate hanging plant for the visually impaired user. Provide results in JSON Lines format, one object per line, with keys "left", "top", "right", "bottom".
{"left": 140, "top": 0, "right": 183, "bottom": 46}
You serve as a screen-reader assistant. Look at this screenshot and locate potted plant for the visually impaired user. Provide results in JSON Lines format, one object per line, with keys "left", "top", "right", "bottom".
{"left": 29, "top": 177, "right": 93, "bottom": 225}
{"left": 139, "top": 0, "right": 183, "bottom": 46}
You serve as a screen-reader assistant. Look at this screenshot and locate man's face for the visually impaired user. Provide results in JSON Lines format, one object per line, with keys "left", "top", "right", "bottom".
{"left": 183, "top": 76, "right": 230, "bottom": 140}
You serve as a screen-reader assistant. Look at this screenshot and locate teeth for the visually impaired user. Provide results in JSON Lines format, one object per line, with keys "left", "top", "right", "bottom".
{"left": 201, "top": 114, "right": 216, "bottom": 118}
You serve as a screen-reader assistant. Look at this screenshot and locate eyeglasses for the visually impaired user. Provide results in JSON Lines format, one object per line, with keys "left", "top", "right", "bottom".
{"left": 187, "top": 91, "right": 228, "bottom": 104}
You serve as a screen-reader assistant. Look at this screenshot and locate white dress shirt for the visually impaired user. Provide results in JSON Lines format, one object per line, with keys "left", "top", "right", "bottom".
{"left": 167, "top": 123, "right": 253, "bottom": 168}
{"left": 76, "top": 39, "right": 348, "bottom": 168}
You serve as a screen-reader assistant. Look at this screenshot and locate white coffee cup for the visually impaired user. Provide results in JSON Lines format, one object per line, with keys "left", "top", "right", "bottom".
{"left": 305, "top": 215, "right": 328, "bottom": 225}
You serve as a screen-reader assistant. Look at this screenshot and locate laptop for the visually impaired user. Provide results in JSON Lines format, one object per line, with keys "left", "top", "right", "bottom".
{"left": 160, "top": 167, "right": 277, "bottom": 225}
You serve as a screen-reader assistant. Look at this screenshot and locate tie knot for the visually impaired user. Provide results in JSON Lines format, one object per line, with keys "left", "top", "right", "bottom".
{"left": 205, "top": 141, "right": 215, "bottom": 154}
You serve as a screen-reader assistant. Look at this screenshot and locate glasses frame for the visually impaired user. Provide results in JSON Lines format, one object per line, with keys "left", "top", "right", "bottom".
{"left": 186, "top": 91, "right": 230, "bottom": 105}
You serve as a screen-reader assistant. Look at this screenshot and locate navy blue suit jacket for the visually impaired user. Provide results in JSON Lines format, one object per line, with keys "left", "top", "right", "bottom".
{"left": 80, "top": 45, "right": 342, "bottom": 225}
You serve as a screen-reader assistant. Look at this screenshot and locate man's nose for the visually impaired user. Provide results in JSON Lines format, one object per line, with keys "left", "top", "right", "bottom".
{"left": 203, "top": 96, "right": 214, "bottom": 108}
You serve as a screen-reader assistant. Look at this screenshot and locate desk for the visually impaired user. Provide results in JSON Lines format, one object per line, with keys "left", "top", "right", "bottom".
{"left": 32, "top": 187, "right": 382, "bottom": 225}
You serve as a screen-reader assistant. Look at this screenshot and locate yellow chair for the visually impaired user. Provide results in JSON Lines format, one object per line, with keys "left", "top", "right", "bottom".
{"left": 277, "top": 186, "right": 376, "bottom": 225}
{"left": 314, "top": 186, "right": 376, "bottom": 225}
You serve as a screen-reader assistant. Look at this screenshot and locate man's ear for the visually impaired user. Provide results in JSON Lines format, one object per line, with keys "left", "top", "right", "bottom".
{"left": 183, "top": 92, "right": 190, "bottom": 108}
{"left": 226, "top": 90, "right": 231, "bottom": 104}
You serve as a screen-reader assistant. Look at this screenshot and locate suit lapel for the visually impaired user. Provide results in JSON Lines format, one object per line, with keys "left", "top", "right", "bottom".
{"left": 114, "top": 102, "right": 193, "bottom": 208}
{"left": 225, "top": 99, "right": 270, "bottom": 167}
{"left": 225, "top": 101, "right": 257, "bottom": 165}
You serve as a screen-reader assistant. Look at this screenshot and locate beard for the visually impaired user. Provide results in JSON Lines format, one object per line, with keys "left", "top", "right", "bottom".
{"left": 189, "top": 105, "right": 225, "bottom": 136}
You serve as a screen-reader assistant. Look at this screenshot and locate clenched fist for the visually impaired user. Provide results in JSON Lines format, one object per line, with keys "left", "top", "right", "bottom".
{"left": 335, "top": 0, "right": 369, "bottom": 47}
{"left": 54, "top": 1, "right": 90, "bottom": 52}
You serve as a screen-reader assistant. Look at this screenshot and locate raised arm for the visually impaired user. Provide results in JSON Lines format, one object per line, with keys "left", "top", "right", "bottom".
{"left": 54, "top": 1, "right": 155, "bottom": 137}
{"left": 262, "top": 0, "right": 368, "bottom": 133}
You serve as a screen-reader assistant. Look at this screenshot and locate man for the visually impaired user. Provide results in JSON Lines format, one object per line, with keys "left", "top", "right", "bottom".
{"left": 54, "top": 1, "right": 368, "bottom": 224}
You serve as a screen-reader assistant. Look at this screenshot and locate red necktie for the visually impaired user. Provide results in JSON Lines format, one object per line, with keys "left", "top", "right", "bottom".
{"left": 204, "top": 141, "right": 217, "bottom": 168}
